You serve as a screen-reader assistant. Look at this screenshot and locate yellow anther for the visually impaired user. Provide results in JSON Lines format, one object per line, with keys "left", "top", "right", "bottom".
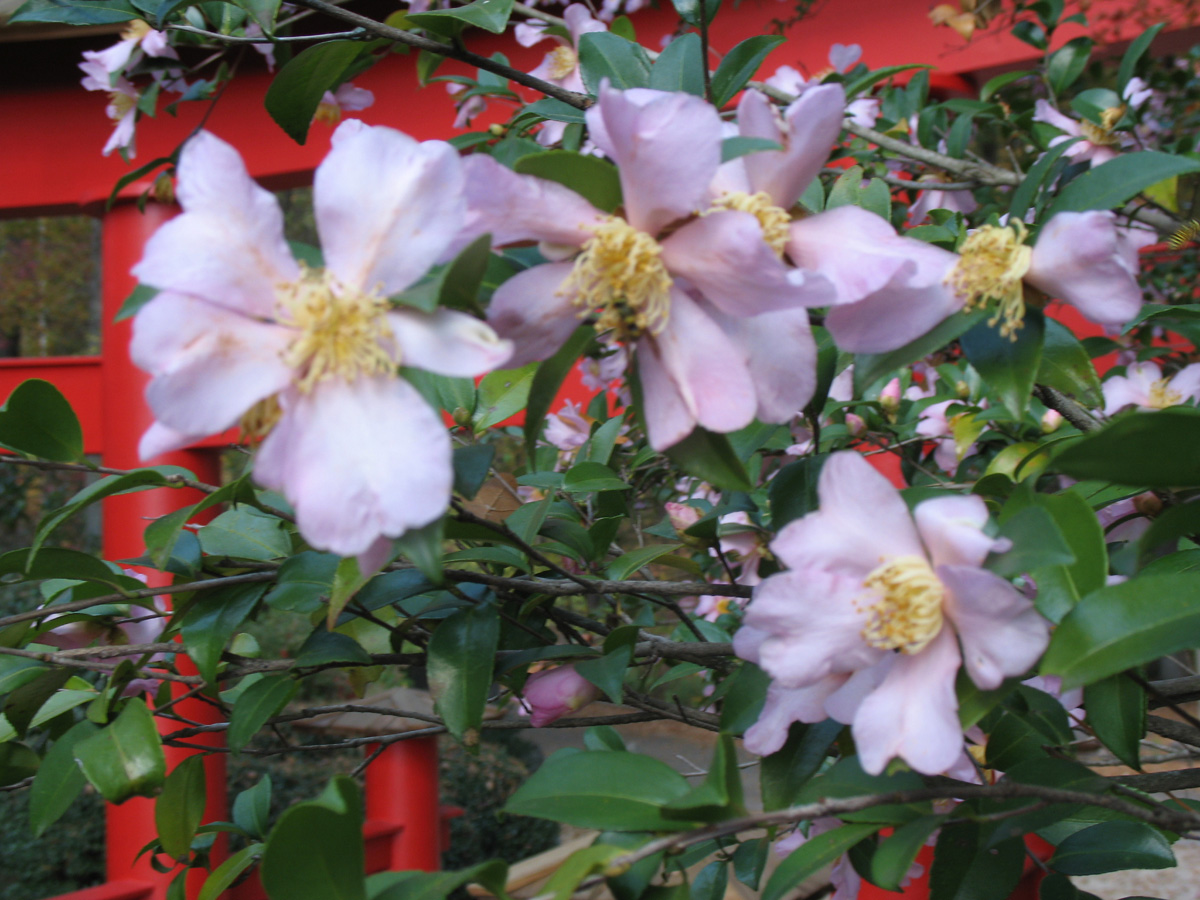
{"left": 548, "top": 46, "right": 578, "bottom": 81}
{"left": 946, "top": 222, "right": 1033, "bottom": 340}
{"left": 121, "top": 19, "right": 152, "bottom": 42}
{"left": 276, "top": 264, "right": 395, "bottom": 392}
{"left": 1147, "top": 378, "right": 1183, "bottom": 409}
{"left": 108, "top": 92, "right": 137, "bottom": 120}
{"left": 565, "top": 217, "right": 673, "bottom": 340}
{"left": 1080, "top": 106, "right": 1125, "bottom": 146}
{"left": 860, "top": 555, "right": 945, "bottom": 654}
{"left": 708, "top": 191, "right": 791, "bottom": 257}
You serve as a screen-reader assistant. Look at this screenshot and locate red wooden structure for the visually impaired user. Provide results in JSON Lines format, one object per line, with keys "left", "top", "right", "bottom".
{"left": 1, "top": 1, "right": 1198, "bottom": 898}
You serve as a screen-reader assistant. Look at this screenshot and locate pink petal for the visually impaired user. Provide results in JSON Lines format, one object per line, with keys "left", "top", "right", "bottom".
{"left": 743, "top": 676, "right": 848, "bottom": 756}
{"left": 649, "top": 289, "right": 757, "bottom": 443}
{"left": 824, "top": 269, "right": 964, "bottom": 353}
{"left": 1169, "top": 363, "right": 1200, "bottom": 403}
{"left": 139, "top": 422, "right": 195, "bottom": 460}
{"left": 636, "top": 337, "right": 696, "bottom": 451}
{"left": 255, "top": 377, "right": 451, "bottom": 557}
{"left": 853, "top": 626, "right": 963, "bottom": 775}
{"left": 825, "top": 660, "right": 888, "bottom": 724}
{"left": 387, "top": 308, "right": 512, "bottom": 377}
{"left": 132, "top": 292, "right": 294, "bottom": 442}
{"left": 1102, "top": 361, "right": 1158, "bottom": 414}
{"left": 939, "top": 564, "right": 1049, "bottom": 690}
{"left": 486, "top": 262, "right": 582, "bottom": 368}
{"left": 461, "top": 154, "right": 603, "bottom": 248}
{"left": 564, "top": 3, "right": 607, "bottom": 41}
{"left": 770, "top": 451, "right": 924, "bottom": 575}
{"left": 587, "top": 85, "right": 721, "bottom": 234}
{"left": 742, "top": 85, "right": 846, "bottom": 210}
{"left": 1026, "top": 211, "right": 1143, "bottom": 327}
{"left": 914, "top": 495, "right": 1007, "bottom": 569}
{"left": 1032, "top": 99, "right": 1081, "bottom": 135}
{"left": 661, "top": 212, "right": 835, "bottom": 315}
{"left": 316, "top": 122, "right": 464, "bottom": 294}
{"left": 134, "top": 132, "right": 297, "bottom": 318}
{"left": 706, "top": 305, "right": 817, "bottom": 422}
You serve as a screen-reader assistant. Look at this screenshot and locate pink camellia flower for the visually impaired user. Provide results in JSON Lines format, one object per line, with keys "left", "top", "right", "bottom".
{"left": 544, "top": 400, "right": 592, "bottom": 452}
{"left": 735, "top": 452, "right": 1049, "bottom": 775}
{"left": 802, "top": 212, "right": 1147, "bottom": 354}
{"left": 1102, "top": 359, "right": 1200, "bottom": 415}
{"left": 314, "top": 82, "right": 375, "bottom": 126}
{"left": 1033, "top": 99, "right": 1127, "bottom": 167}
{"left": 522, "top": 665, "right": 602, "bottom": 726}
{"left": 916, "top": 399, "right": 978, "bottom": 473}
{"left": 578, "top": 344, "right": 626, "bottom": 391}
{"left": 80, "top": 19, "right": 178, "bottom": 79}
{"left": 470, "top": 84, "right": 836, "bottom": 450}
{"left": 131, "top": 124, "right": 511, "bottom": 563}
{"left": 516, "top": 4, "right": 605, "bottom": 97}
{"left": 906, "top": 174, "right": 978, "bottom": 226}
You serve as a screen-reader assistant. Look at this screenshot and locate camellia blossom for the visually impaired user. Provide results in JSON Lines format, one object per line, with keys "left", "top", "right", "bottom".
{"left": 1033, "top": 99, "right": 1128, "bottom": 167}
{"left": 522, "top": 665, "right": 601, "bottom": 726}
{"left": 734, "top": 452, "right": 1049, "bottom": 775}
{"left": 516, "top": 5, "right": 606, "bottom": 145}
{"left": 1102, "top": 359, "right": 1200, "bottom": 415}
{"left": 471, "top": 84, "right": 836, "bottom": 450}
{"left": 130, "top": 124, "right": 511, "bottom": 562}
{"left": 314, "top": 82, "right": 375, "bottom": 126}
{"left": 916, "top": 399, "right": 980, "bottom": 472}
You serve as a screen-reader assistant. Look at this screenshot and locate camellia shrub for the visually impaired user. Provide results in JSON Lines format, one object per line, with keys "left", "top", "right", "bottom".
{"left": 4, "top": 0, "right": 1200, "bottom": 897}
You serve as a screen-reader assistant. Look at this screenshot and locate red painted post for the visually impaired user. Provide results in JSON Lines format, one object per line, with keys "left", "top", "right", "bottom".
{"left": 100, "top": 200, "right": 228, "bottom": 899}
{"left": 365, "top": 737, "right": 443, "bottom": 872}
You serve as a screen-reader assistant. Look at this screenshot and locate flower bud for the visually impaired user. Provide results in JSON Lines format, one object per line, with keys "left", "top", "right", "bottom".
{"left": 452, "top": 407, "right": 472, "bottom": 427}
{"left": 152, "top": 171, "right": 176, "bottom": 205}
{"left": 1040, "top": 409, "right": 1063, "bottom": 433}
{"left": 879, "top": 378, "right": 901, "bottom": 417}
{"left": 1133, "top": 491, "right": 1163, "bottom": 517}
{"left": 845, "top": 412, "right": 867, "bottom": 437}
{"left": 955, "top": 380, "right": 970, "bottom": 399}
{"left": 522, "top": 665, "right": 601, "bottom": 727}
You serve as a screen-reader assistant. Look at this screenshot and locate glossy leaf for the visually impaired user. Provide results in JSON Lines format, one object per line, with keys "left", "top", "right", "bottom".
{"left": 960, "top": 308, "right": 1044, "bottom": 419}
{"left": 762, "top": 823, "right": 880, "bottom": 900}
{"left": 198, "top": 843, "right": 265, "bottom": 900}
{"left": 576, "top": 643, "right": 633, "bottom": 703}
{"left": 264, "top": 41, "right": 368, "bottom": 144}
{"left": 156, "top": 755, "right": 207, "bottom": 861}
{"left": 265, "top": 551, "right": 340, "bottom": 614}
{"left": 1037, "top": 318, "right": 1103, "bottom": 408}
{"left": 260, "top": 776, "right": 366, "bottom": 900}
{"left": 710, "top": 36, "right": 784, "bottom": 109}
{"left": 473, "top": 363, "right": 537, "bottom": 430}
{"left": 649, "top": 33, "right": 704, "bottom": 96}
{"left": 577, "top": 33, "right": 652, "bottom": 93}
{"left": 0, "top": 379, "right": 84, "bottom": 462}
{"left": 663, "top": 734, "right": 745, "bottom": 821}
{"left": 760, "top": 719, "right": 842, "bottom": 811}
{"left": 1050, "top": 821, "right": 1174, "bottom": 875}
{"left": 1053, "top": 409, "right": 1200, "bottom": 488}
{"left": 1045, "top": 152, "right": 1200, "bottom": 216}
{"left": 1083, "top": 674, "right": 1144, "bottom": 770}
{"left": 199, "top": 507, "right": 291, "bottom": 561}
{"left": 228, "top": 675, "right": 298, "bottom": 752}
{"left": 179, "top": 582, "right": 268, "bottom": 685}
{"left": 669, "top": 0, "right": 718, "bottom": 26}
{"left": 871, "top": 815, "right": 945, "bottom": 891}
{"left": 428, "top": 604, "right": 500, "bottom": 743}
{"left": 855, "top": 310, "right": 988, "bottom": 392}
{"left": 989, "top": 505, "right": 1075, "bottom": 577}
{"left": 10, "top": 0, "right": 138, "bottom": 24}
{"left": 1117, "top": 23, "right": 1166, "bottom": 92}
{"left": 29, "top": 720, "right": 99, "bottom": 836}
{"left": 929, "top": 823, "right": 1024, "bottom": 900}
{"left": 1035, "top": 490, "right": 1106, "bottom": 597}
{"left": 563, "top": 462, "right": 630, "bottom": 493}
{"left": 406, "top": 0, "right": 513, "bottom": 34}
{"left": 524, "top": 327, "right": 596, "bottom": 458}
{"left": 1046, "top": 37, "right": 1092, "bottom": 95}
{"left": 665, "top": 428, "right": 752, "bottom": 492}
{"left": 74, "top": 699, "right": 167, "bottom": 803}
{"left": 233, "top": 774, "right": 273, "bottom": 839}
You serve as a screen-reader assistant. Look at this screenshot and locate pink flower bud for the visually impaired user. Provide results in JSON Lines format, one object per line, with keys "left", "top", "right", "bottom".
{"left": 522, "top": 665, "right": 601, "bottom": 727}
{"left": 845, "top": 412, "right": 867, "bottom": 437}
{"left": 1040, "top": 409, "right": 1063, "bottom": 433}
{"left": 665, "top": 502, "right": 703, "bottom": 533}
{"left": 879, "top": 378, "right": 901, "bottom": 413}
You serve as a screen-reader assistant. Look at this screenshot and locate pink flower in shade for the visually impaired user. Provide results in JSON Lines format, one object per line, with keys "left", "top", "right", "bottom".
{"left": 1033, "top": 99, "right": 1127, "bottom": 167}
{"left": 446, "top": 83, "right": 489, "bottom": 129}
{"left": 79, "top": 20, "right": 178, "bottom": 80}
{"left": 578, "top": 344, "right": 627, "bottom": 391}
{"left": 906, "top": 175, "right": 978, "bottom": 226}
{"left": 314, "top": 82, "right": 375, "bottom": 126}
{"left": 471, "top": 85, "right": 836, "bottom": 451}
{"left": 806, "top": 212, "right": 1147, "bottom": 355}
{"left": 130, "top": 124, "right": 511, "bottom": 565}
{"left": 1102, "top": 360, "right": 1200, "bottom": 415}
{"left": 544, "top": 400, "right": 592, "bottom": 452}
{"left": 516, "top": 4, "right": 606, "bottom": 96}
{"left": 734, "top": 452, "right": 1049, "bottom": 774}
{"left": 521, "top": 665, "right": 602, "bottom": 726}
{"left": 916, "top": 399, "right": 977, "bottom": 473}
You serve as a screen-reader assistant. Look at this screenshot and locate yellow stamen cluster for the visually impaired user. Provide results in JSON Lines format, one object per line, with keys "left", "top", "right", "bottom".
{"left": 708, "top": 191, "right": 791, "bottom": 257}
{"left": 239, "top": 395, "right": 283, "bottom": 442}
{"left": 276, "top": 265, "right": 395, "bottom": 393}
{"left": 566, "top": 217, "right": 673, "bottom": 340}
{"left": 121, "top": 19, "right": 152, "bottom": 42}
{"left": 946, "top": 222, "right": 1033, "bottom": 340}
{"left": 1079, "top": 106, "right": 1125, "bottom": 146}
{"left": 860, "top": 555, "right": 945, "bottom": 654}
{"left": 1147, "top": 378, "right": 1183, "bottom": 409}
{"left": 108, "top": 92, "right": 137, "bottom": 121}
{"left": 548, "top": 46, "right": 578, "bottom": 81}
{"left": 313, "top": 101, "right": 342, "bottom": 126}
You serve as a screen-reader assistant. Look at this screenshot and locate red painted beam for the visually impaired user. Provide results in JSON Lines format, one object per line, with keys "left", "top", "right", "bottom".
{"left": 43, "top": 881, "right": 154, "bottom": 900}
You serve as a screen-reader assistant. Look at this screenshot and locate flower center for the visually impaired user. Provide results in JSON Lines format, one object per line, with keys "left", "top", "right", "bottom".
{"left": 276, "top": 264, "right": 395, "bottom": 393}
{"left": 314, "top": 100, "right": 342, "bottom": 126}
{"left": 239, "top": 395, "right": 282, "bottom": 442}
{"left": 108, "top": 91, "right": 136, "bottom": 120}
{"left": 548, "top": 46, "right": 578, "bottom": 81}
{"left": 1147, "top": 378, "right": 1183, "bottom": 409}
{"left": 708, "top": 191, "right": 791, "bottom": 257}
{"left": 860, "top": 555, "right": 945, "bottom": 654}
{"left": 121, "top": 19, "right": 152, "bottom": 42}
{"left": 566, "top": 216, "right": 673, "bottom": 341}
{"left": 1079, "top": 106, "right": 1125, "bottom": 146}
{"left": 946, "top": 223, "right": 1033, "bottom": 340}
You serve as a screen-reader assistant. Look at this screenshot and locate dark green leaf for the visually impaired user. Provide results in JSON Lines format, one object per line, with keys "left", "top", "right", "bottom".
{"left": 0, "top": 379, "right": 84, "bottom": 462}
{"left": 514, "top": 150, "right": 623, "bottom": 213}
{"left": 1053, "top": 409, "right": 1200, "bottom": 488}
{"left": 663, "top": 733, "right": 745, "bottom": 821}
{"left": 576, "top": 644, "right": 633, "bottom": 703}
{"left": 690, "top": 861, "right": 728, "bottom": 900}
{"left": 649, "top": 33, "right": 704, "bottom": 96}
{"left": 10, "top": 0, "right": 138, "bottom": 23}
{"left": 428, "top": 604, "right": 499, "bottom": 743}
{"left": 930, "top": 823, "right": 1024, "bottom": 900}
{"left": 371, "top": 860, "right": 511, "bottom": 900}
{"left": 606, "top": 544, "right": 682, "bottom": 581}
{"left": 156, "top": 755, "right": 207, "bottom": 860}
{"left": 524, "top": 327, "right": 596, "bottom": 458}
{"left": 844, "top": 64, "right": 931, "bottom": 100}
{"left": 29, "top": 720, "right": 99, "bottom": 837}
{"left": 74, "top": 699, "right": 167, "bottom": 803}
{"left": 1008, "top": 138, "right": 1082, "bottom": 222}
{"left": 228, "top": 675, "right": 297, "bottom": 752}
{"left": 1037, "top": 318, "right": 1103, "bottom": 407}
{"left": 960, "top": 308, "right": 1044, "bottom": 419}
{"left": 855, "top": 310, "right": 988, "bottom": 391}
{"left": 406, "top": 0, "right": 513, "bottom": 35}
{"left": 577, "top": 33, "right": 652, "bottom": 93}
{"left": 871, "top": 815, "right": 945, "bottom": 891}
{"left": 768, "top": 456, "right": 824, "bottom": 530}
{"left": 718, "top": 662, "right": 768, "bottom": 735}
{"left": 762, "top": 823, "right": 879, "bottom": 900}
{"left": 265, "top": 551, "right": 339, "bottom": 613}
{"left": 563, "top": 462, "right": 630, "bottom": 493}
{"left": 523, "top": 97, "right": 587, "bottom": 124}
{"left": 0, "top": 547, "right": 145, "bottom": 593}
{"left": 198, "top": 843, "right": 265, "bottom": 900}
{"left": 453, "top": 444, "right": 496, "bottom": 501}
{"left": 260, "top": 776, "right": 365, "bottom": 900}
{"left": 3, "top": 668, "right": 71, "bottom": 739}
{"left": 669, "top": 0, "right": 717, "bottom": 27}
{"left": 989, "top": 505, "right": 1076, "bottom": 577}
{"left": 665, "top": 428, "right": 752, "bottom": 492}
{"left": 1046, "top": 152, "right": 1200, "bottom": 217}
{"left": 179, "top": 582, "right": 267, "bottom": 685}
{"left": 1035, "top": 490, "right": 1106, "bottom": 596}
{"left": 760, "top": 719, "right": 842, "bottom": 811}
{"left": 710, "top": 36, "right": 785, "bottom": 109}
{"left": 114, "top": 284, "right": 160, "bottom": 322}
{"left": 0, "top": 743, "right": 38, "bottom": 786}
{"left": 232, "top": 774, "right": 272, "bottom": 839}
{"left": 198, "top": 507, "right": 291, "bottom": 561}
{"left": 265, "top": 40, "right": 368, "bottom": 144}
{"left": 1050, "top": 821, "right": 1174, "bottom": 875}
{"left": 1046, "top": 37, "right": 1092, "bottom": 95}
{"left": 1117, "top": 23, "right": 1165, "bottom": 92}
{"left": 396, "top": 516, "right": 445, "bottom": 586}
{"left": 1083, "top": 674, "right": 1144, "bottom": 770}
{"left": 231, "top": 0, "right": 279, "bottom": 32}
{"left": 720, "top": 136, "right": 783, "bottom": 163}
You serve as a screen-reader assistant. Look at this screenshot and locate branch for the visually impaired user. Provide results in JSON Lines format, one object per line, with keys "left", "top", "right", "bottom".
{"left": 1033, "top": 384, "right": 1102, "bottom": 433}
{"left": 443, "top": 567, "right": 753, "bottom": 599}
{"left": 0, "top": 455, "right": 221, "bottom": 494}
{"left": 169, "top": 24, "right": 372, "bottom": 42}
{"left": 0, "top": 645, "right": 202, "bottom": 684}
{"left": 1146, "top": 714, "right": 1200, "bottom": 750}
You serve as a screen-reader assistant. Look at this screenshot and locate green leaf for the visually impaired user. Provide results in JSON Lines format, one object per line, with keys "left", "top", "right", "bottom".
{"left": 198, "top": 507, "right": 291, "bottom": 561}
{"left": 762, "top": 823, "right": 880, "bottom": 900}
{"left": 1052, "top": 409, "right": 1200, "bottom": 488}
{"left": 406, "top": 0, "right": 513, "bottom": 35}
{"left": 9, "top": 0, "right": 138, "bottom": 23}
{"left": 717, "top": 662, "right": 768, "bottom": 735}
{"left": 3, "top": 668, "right": 71, "bottom": 739}
{"left": 1050, "top": 821, "right": 1174, "bottom": 875}
{"left": 563, "top": 462, "right": 630, "bottom": 493}
{"left": 0, "top": 547, "right": 145, "bottom": 593}
{"left": 198, "top": 843, "right": 265, "bottom": 900}
{"left": 156, "top": 755, "right": 207, "bottom": 861}
{"left": 0, "top": 379, "right": 84, "bottom": 462}
{"left": 428, "top": 604, "right": 500, "bottom": 743}
{"left": 1037, "top": 318, "right": 1103, "bottom": 407}
{"left": 576, "top": 644, "right": 633, "bottom": 704}
{"left": 371, "top": 860, "right": 511, "bottom": 900}
{"left": 855, "top": 310, "right": 988, "bottom": 392}
{"left": 871, "top": 815, "right": 945, "bottom": 891}
{"left": 453, "top": 444, "right": 496, "bottom": 501}
{"left": 513, "top": 151, "right": 622, "bottom": 213}
{"left": 649, "top": 33, "right": 704, "bottom": 96}
{"left": 1042, "top": 574, "right": 1200, "bottom": 688}
{"left": 989, "top": 505, "right": 1075, "bottom": 577}
{"left": 233, "top": 774, "right": 272, "bottom": 839}
{"left": 266, "top": 551, "right": 339, "bottom": 614}
{"left": 29, "top": 720, "right": 99, "bottom": 837}
{"left": 1046, "top": 37, "right": 1092, "bottom": 96}
{"left": 720, "top": 136, "right": 783, "bottom": 163}
{"left": 665, "top": 428, "right": 752, "bottom": 492}
{"left": 606, "top": 544, "right": 682, "bottom": 581}
{"left": 523, "top": 97, "right": 587, "bottom": 124}
{"left": 260, "top": 776, "right": 366, "bottom": 900}
{"left": 1035, "top": 490, "right": 1106, "bottom": 597}
{"left": 0, "top": 743, "right": 38, "bottom": 786}
{"left": 179, "top": 582, "right": 268, "bottom": 685}
{"left": 930, "top": 823, "right": 1025, "bottom": 900}
{"left": 1083, "top": 674, "right": 1144, "bottom": 770}
{"left": 1117, "top": 23, "right": 1165, "bottom": 92}
{"left": 844, "top": 64, "right": 931, "bottom": 100}
{"left": 669, "top": 0, "right": 718, "bottom": 27}
{"left": 294, "top": 630, "right": 373, "bottom": 668}
{"left": 231, "top": 0, "right": 279, "bottom": 32}
{"left": 74, "top": 699, "right": 167, "bottom": 803}
{"left": 981, "top": 70, "right": 1034, "bottom": 101}
{"left": 710, "top": 36, "right": 785, "bottom": 109}
{"left": 524, "top": 328, "right": 596, "bottom": 460}
{"left": 114, "top": 284, "right": 160, "bottom": 322}
{"left": 663, "top": 733, "right": 745, "bottom": 821}
{"left": 760, "top": 720, "right": 842, "bottom": 811}
{"left": 393, "top": 234, "right": 493, "bottom": 314}
{"left": 265, "top": 40, "right": 369, "bottom": 144}
{"left": 825, "top": 166, "right": 890, "bottom": 219}
{"left": 228, "top": 675, "right": 297, "bottom": 752}
{"left": 505, "top": 749, "right": 694, "bottom": 830}
{"left": 1046, "top": 152, "right": 1200, "bottom": 217}
{"left": 577, "top": 33, "right": 652, "bottom": 93}
{"left": 403, "top": 368, "right": 475, "bottom": 418}
{"left": 690, "top": 861, "right": 728, "bottom": 900}
{"left": 1008, "top": 138, "right": 1082, "bottom": 222}
{"left": 960, "top": 307, "right": 1044, "bottom": 419}
{"left": 397, "top": 516, "right": 445, "bottom": 586}
{"left": 768, "top": 456, "right": 824, "bottom": 530}
{"left": 473, "top": 363, "right": 537, "bottom": 430}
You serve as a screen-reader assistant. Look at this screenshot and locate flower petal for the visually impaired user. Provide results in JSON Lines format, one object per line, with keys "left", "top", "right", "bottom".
{"left": 914, "top": 495, "right": 1006, "bottom": 569}
{"left": 255, "top": 377, "right": 451, "bottom": 557}
{"left": 743, "top": 676, "right": 848, "bottom": 756}
{"left": 462, "top": 154, "right": 603, "bottom": 248}
{"left": 1168, "top": 363, "right": 1200, "bottom": 403}
{"left": 133, "top": 131, "right": 297, "bottom": 318}
{"left": 636, "top": 337, "right": 696, "bottom": 451}
{"left": 741, "top": 85, "right": 845, "bottom": 209}
{"left": 939, "top": 564, "right": 1049, "bottom": 690}
{"left": 824, "top": 267, "right": 964, "bottom": 353}
{"left": 1026, "top": 211, "right": 1143, "bottom": 327}
{"left": 316, "top": 122, "right": 465, "bottom": 295}
{"left": 852, "top": 626, "right": 964, "bottom": 775}
{"left": 706, "top": 305, "right": 817, "bottom": 422}
{"left": 139, "top": 421, "right": 196, "bottom": 460}
{"left": 588, "top": 84, "right": 721, "bottom": 234}
{"left": 486, "top": 262, "right": 583, "bottom": 367}
{"left": 661, "top": 212, "right": 835, "bottom": 315}
{"left": 387, "top": 308, "right": 512, "bottom": 377}
{"left": 771, "top": 451, "right": 924, "bottom": 575}
{"left": 1102, "top": 361, "right": 1158, "bottom": 413}
{"left": 132, "top": 292, "right": 294, "bottom": 441}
